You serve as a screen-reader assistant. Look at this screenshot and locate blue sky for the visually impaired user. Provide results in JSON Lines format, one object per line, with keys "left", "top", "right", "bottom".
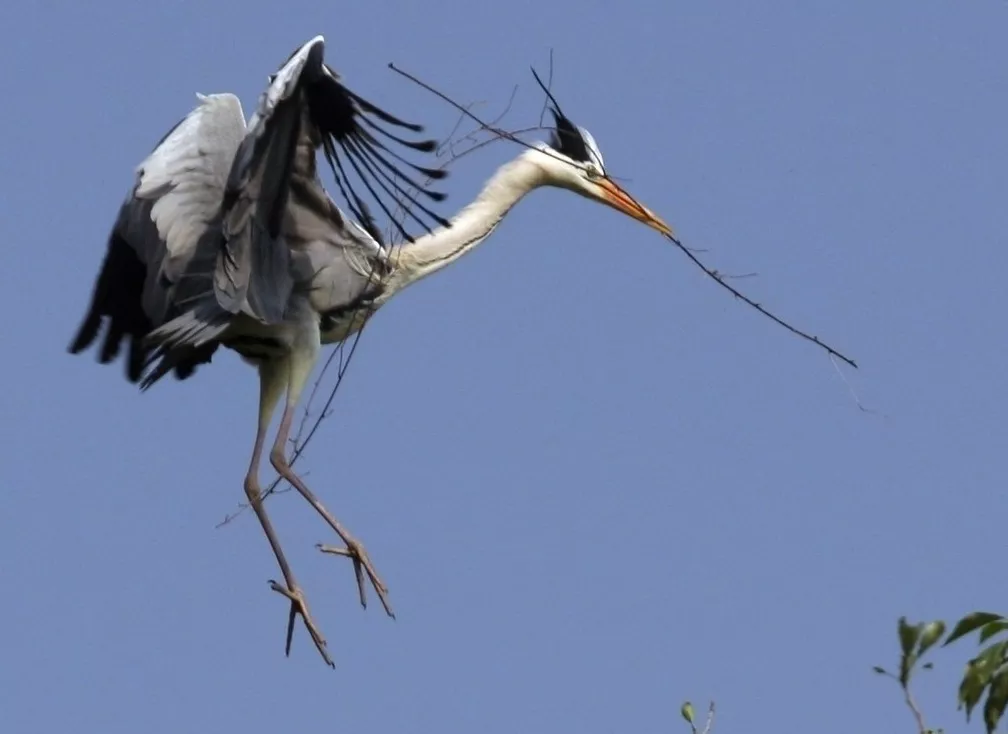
{"left": 1, "top": 1, "right": 1005, "bottom": 732}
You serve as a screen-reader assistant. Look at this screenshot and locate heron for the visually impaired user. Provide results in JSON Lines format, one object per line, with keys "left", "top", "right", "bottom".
{"left": 69, "top": 36, "right": 672, "bottom": 667}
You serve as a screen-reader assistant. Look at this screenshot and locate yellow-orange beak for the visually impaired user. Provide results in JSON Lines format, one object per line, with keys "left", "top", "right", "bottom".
{"left": 596, "top": 178, "right": 674, "bottom": 237}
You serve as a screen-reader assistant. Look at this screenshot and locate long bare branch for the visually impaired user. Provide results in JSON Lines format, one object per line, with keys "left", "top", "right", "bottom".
{"left": 389, "top": 60, "right": 859, "bottom": 370}
{"left": 660, "top": 231, "right": 857, "bottom": 368}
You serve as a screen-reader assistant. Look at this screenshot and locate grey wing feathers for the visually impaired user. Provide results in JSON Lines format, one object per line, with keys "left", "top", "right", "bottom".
{"left": 245, "top": 35, "right": 325, "bottom": 132}
{"left": 136, "top": 93, "right": 247, "bottom": 283}
{"left": 68, "top": 93, "right": 247, "bottom": 385}
{"left": 141, "top": 44, "right": 325, "bottom": 381}
{"left": 210, "top": 42, "right": 319, "bottom": 323}
{"left": 71, "top": 34, "right": 453, "bottom": 390}
{"left": 210, "top": 34, "right": 450, "bottom": 323}
{"left": 284, "top": 177, "right": 392, "bottom": 319}
{"left": 136, "top": 93, "right": 246, "bottom": 326}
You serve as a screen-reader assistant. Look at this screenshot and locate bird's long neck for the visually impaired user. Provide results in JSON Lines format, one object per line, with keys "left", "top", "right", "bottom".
{"left": 384, "top": 152, "right": 545, "bottom": 294}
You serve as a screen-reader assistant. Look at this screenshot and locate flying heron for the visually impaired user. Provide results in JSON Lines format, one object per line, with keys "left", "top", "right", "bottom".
{"left": 69, "top": 36, "right": 672, "bottom": 667}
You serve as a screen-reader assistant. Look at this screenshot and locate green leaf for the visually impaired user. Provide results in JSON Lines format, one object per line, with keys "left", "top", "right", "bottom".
{"left": 980, "top": 620, "right": 1008, "bottom": 644}
{"left": 960, "top": 666, "right": 987, "bottom": 720}
{"left": 976, "top": 641, "right": 1008, "bottom": 671}
{"left": 983, "top": 667, "right": 1008, "bottom": 734}
{"left": 900, "top": 617, "right": 922, "bottom": 656}
{"left": 918, "top": 621, "right": 946, "bottom": 656}
{"left": 901, "top": 651, "right": 919, "bottom": 685}
{"left": 945, "top": 613, "right": 1004, "bottom": 647}
{"left": 959, "top": 643, "right": 1008, "bottom": 722}
{"left": 680, "top": 702, "right": 695, "bottom": 726}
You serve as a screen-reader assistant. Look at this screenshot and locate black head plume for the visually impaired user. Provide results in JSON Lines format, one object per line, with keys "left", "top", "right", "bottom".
{"left": 530, "top": 65, "right": 603, "bottom": 169}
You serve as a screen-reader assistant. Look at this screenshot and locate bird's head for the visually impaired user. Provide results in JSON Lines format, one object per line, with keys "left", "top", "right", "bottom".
{"left": 529, "top": 89, "right": 673, "bottom": 238}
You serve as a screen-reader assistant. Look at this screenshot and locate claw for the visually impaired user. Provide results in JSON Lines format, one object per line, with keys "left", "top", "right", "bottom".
{"left": 318, "top": 540, "right": 395, "bottom": 619}
{"left": 269, "top": 580, "right": 335, "bottom": 668}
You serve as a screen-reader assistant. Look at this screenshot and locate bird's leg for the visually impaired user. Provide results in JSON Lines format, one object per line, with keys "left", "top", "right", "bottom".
{"left": 269, "top": 333, "right": 395, "bottom": 619}
{"left": 246, "top": 360, "right": 333, "bottom": 667}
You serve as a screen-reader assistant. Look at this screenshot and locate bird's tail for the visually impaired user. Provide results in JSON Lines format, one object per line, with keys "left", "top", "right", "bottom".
{"left": 139, "top": 301, "right": 231, "bottom": 390}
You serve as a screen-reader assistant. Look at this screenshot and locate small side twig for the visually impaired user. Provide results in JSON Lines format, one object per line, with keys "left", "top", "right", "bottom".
{"left": 904, "top": 682, "right": 929, "bottom": 734}
{"left": 830, "top": 353, "right": 882, "bottom": 415}
{"left": 537, "top": 48, "right": 554, "bottom": 128}
{"left": 681, "top": 700, "right": 715, "bottom": 734}
{"left": 698, "top": 701, "right": 715, "bottom": 734}
{"left": 874, "top": 667, "right": 932, "bottom": 734}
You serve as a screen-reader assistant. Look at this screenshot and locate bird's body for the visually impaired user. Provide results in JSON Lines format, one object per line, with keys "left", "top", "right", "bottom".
{"left": 69, "top": 36, "right": 672, "bottom": 667}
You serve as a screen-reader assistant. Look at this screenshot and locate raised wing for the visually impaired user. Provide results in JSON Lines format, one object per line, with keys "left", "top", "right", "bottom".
{"left": 137, "top": 93, "right": 247, "bottom": 290}
{"left": 68, "top": 93, "right": 247, "bottom": 382}
{"left": 259, "top": 36, "right": 450, "bottom": 242}
{"left": 75, "top": 36, "right": 453, "bottom": 389}
{"left": 212, "top": 34, "right": 452, "bottom": 325}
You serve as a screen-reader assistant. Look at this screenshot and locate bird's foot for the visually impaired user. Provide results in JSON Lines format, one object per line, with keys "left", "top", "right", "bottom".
{"left": 317, "top": 536, "right": 395, "bottom": 619}
{"left": 268, "top": 580, "right": 334, "bottom": 668}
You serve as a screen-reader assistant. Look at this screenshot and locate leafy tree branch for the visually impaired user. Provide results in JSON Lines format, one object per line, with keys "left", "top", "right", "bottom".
{"left": 876, "top": 612, "right": 1008, "bottom": 734}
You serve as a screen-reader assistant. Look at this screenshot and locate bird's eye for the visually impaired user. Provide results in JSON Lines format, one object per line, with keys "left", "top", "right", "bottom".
{"left": 585, "top": 163, "right": 602, "bottom": 179}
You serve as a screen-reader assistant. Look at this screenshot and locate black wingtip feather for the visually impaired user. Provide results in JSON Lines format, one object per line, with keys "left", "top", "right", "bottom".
{"left": 69, "top": 311, "right": 101, "bottom": 355}
{"left": 340, "top": 135, "right": 449, "bottom": 230}
{"left": 100, "top": 324, "right": 125, "bottom": 363}
{"left": 358, "top": 114, "right": 441, "bottom": 153}
{"left": 70, "top": 227, "right": 217, "bottom": 388}
{"left": 304, "top": 72, "right": 450, "bottom": 242}
{"left": 342, "top": 86, "right": 426, "bottom": 132}
{"left": 414, "top": 167, "right": 447, "bottom": 180}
